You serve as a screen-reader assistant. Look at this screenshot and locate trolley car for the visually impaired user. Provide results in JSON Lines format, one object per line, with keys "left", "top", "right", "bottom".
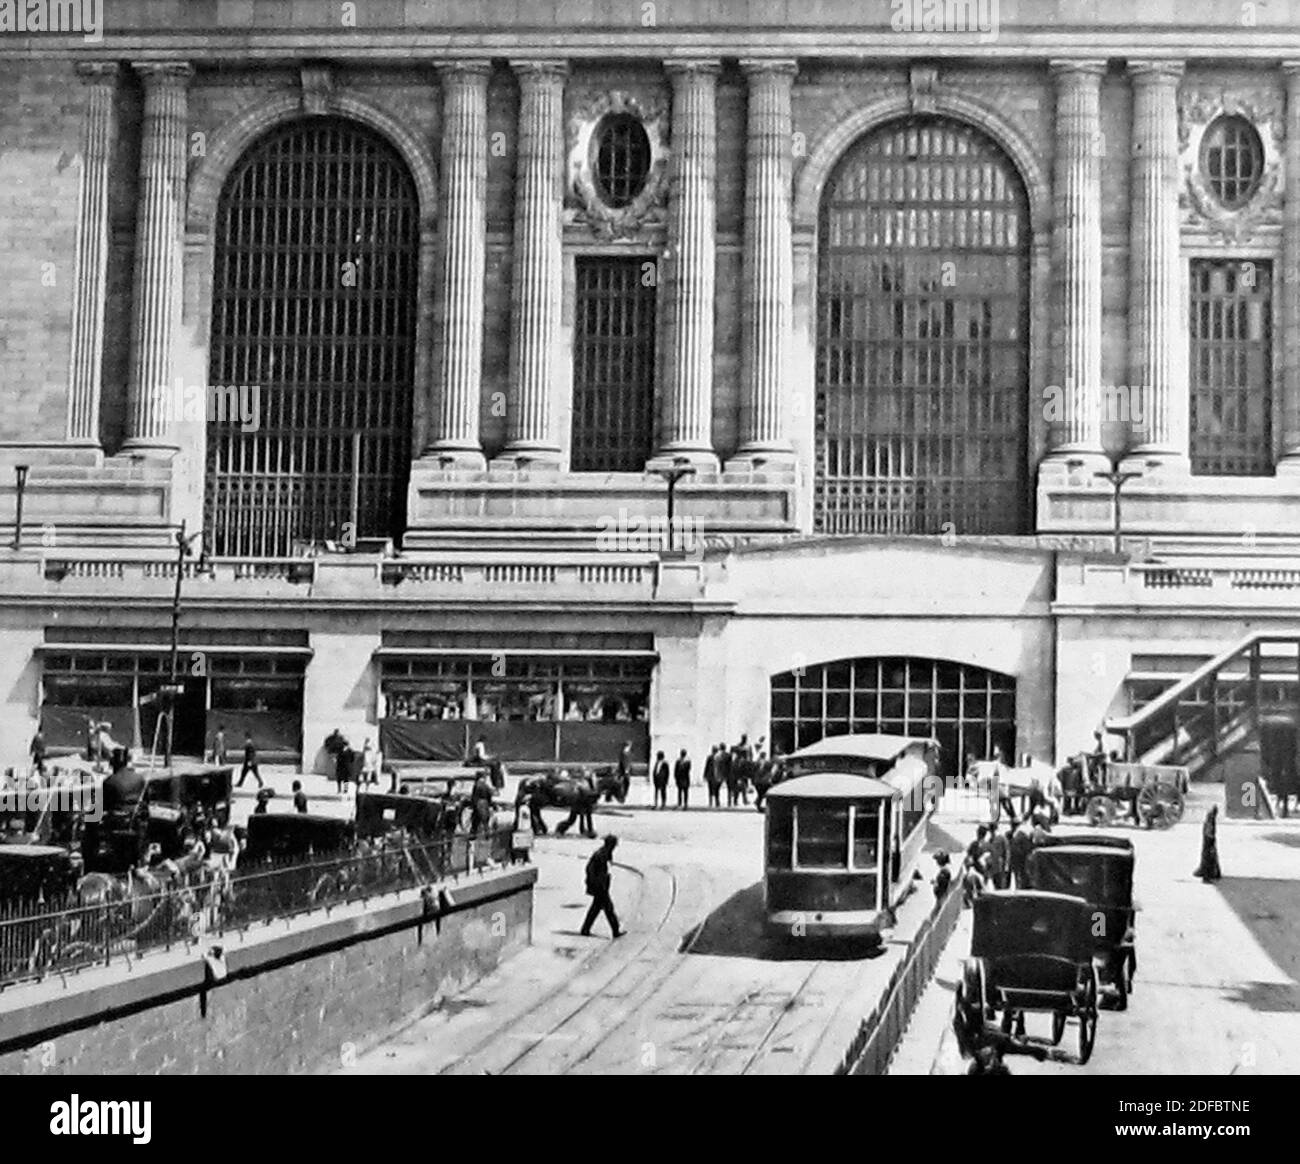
{"left": 763, "top": 734, "right": 939, "bottom": 941}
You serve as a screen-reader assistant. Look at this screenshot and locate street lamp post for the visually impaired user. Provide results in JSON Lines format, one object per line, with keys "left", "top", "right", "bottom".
{"left": 652, "top": 457, "right": 696, "bottom": 553}
{"left": 163, "top": 520, "right": 205, "bottom": 768}
{"left": 1094, "top": 465, "right": 1143, "bottom": 555}
{"left": 12, "top": 464, "right": 29, "bottom": 551}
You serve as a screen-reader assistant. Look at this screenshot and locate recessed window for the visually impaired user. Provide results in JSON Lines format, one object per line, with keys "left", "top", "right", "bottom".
{"left": 593, "top": 113, "right": 652, "bottom": 208}
{"left": 1201, "top": 115, "right": 1265, "bottom": 210}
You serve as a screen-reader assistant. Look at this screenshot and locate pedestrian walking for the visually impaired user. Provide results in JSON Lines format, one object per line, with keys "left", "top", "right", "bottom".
{"left": 651, "top": 750, "right": 669, "bottom": 809}
{"left": 29, "top": 728, "right": 46, "bottom": 777}
{"left": 961, "top": 857, "right": 986, "bottom": 908}
{"left": 932, "top": 851, "right": 953, "bottom": 904}
{"left": 292, "top": 779, "right": 308, "bottom": 813}
{"left": 580, "top": 835, "right": 623, "bottom": 938}
{"left": 1008, "top": 820, "right": 1033, "bottom": 889}
{"left": 209, "top": 723, "right": 227, "bottom": 766}
{"left": 715, "top": 744, "right": 732, "bottom": 807}
{"left": 674, "top": 748, "right": 691, "bottom": 809}
{"left": 512, "top": 800, "right": 535, "bottom": 863}
{"left": 1194, "top": 804, "right": 1222, "bottom": 882}
{"left": 236, "top": 733, "right": 263, "bottom": 789}
{"left": 989, "top": 825, "right": 1010, "bottom": 890}
{"left": 703, "top": 745, "right": 722, "bottom": 808}
{"left": 360, "top": 738, "right": 379, "bottom": 787}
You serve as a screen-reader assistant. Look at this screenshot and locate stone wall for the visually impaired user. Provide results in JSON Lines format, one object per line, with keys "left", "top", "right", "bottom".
{"left": 0, "top": 865, "right": 535, "bottom": 1076}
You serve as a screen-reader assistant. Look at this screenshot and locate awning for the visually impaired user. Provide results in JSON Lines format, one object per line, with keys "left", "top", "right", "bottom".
{"left": 372, "top": 647, "right": 657, "bottom": 660}
{"left": 37, "top": 643, "right": 314, "bottom": 657}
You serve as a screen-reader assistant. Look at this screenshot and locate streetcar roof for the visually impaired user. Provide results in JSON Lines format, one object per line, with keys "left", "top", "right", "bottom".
{"left": 784, "top": 733, "right": 936, "bottom": 763}
{"left": 0, "top": 843, "right": 69, "bottom": 858}
{"left": 765, "top": 772, "right": 895, "bottom": 800}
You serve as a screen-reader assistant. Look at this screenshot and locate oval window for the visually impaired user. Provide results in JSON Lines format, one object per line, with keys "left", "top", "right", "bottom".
{"left": 593, "top": 113, "right": 652, "bottom": 209}
{"left": 1200, "top": 115, "right": 1265, "bottom": 210}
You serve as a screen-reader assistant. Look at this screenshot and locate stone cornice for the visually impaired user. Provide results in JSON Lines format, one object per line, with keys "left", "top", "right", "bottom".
{"left": 10, "top": 29, "right": 1300, "bottom": 65}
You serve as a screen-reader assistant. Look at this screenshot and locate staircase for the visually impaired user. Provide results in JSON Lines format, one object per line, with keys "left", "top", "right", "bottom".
{"left": 1105, "top": 631, "right": 1300, "bottom": 817}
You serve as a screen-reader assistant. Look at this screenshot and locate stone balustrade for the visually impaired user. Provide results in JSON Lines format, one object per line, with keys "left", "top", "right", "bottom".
{"left": 1056, "top": 560, "right": 1300, "bottom": 609}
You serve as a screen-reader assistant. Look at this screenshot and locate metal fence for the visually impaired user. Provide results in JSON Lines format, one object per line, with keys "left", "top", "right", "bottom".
{"left": 0, "top": 829, "right": 512, "bottom": 992}
{"left": 836, "top": 881, "right": 965, "bottom": 1075}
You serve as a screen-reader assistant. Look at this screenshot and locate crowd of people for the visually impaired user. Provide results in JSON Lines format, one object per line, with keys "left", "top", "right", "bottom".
{"left": 649, "top": 734, "right": 786, "bottom": 810}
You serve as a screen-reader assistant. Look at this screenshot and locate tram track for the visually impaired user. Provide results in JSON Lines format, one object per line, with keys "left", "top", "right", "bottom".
{"left": 441, "top": 845, "right": 682, "bottom": 1075}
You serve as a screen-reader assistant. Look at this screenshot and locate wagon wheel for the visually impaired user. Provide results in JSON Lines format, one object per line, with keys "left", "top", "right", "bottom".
{"left": 1050, "top": 1010, "right": 1067, "bottom": 1046}
{"left": 1077, "top": 967, "right": 1099, "bottom": 1065}
{"left": 1086, "top": 795, "right": 1116, "bottom": 828}
{"left": 1136, "top": 783, "right": 1183, "bottom": 830}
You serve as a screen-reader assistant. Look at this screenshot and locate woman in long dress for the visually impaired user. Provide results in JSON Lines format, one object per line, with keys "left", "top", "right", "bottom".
{"left": 1194, "top": 804, "right": 1222, "bottom": 882}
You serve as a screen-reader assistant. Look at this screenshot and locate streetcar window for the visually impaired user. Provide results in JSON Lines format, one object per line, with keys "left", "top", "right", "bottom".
{"left": 794, "top": 805, "right": 849, "bottom": 869}
{"left": 767, "top": 802, "right": 793, "bottom": 867}
{"left": 851, "top": 805, "right": 879, "bottom": 870}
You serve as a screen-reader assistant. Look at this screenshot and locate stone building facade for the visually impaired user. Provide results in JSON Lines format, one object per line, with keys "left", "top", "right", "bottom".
{"left": 1, "top": 2, "right": 1298, "bottom": 780}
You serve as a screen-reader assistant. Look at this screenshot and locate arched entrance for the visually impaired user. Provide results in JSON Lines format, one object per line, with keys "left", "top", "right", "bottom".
{"left": 204, "top": 118, "right": 420, "bottom": 557}
{"left": 770, "top": 656, "right": 1016, "bottom": 781}
{"left": 815, "top": 116, "right": 1031, "bottom": 535}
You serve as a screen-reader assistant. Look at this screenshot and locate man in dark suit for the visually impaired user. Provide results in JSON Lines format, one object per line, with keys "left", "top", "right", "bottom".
{"left": 703, "top": 745, "right": 722, "bottom": 807}
{"left": 674, "top": 749, "right": 692, "bottom": 809}
{"left": 581, "top": 835, "right": 623, "bottom": 939}
{"left": 651, "top": 750, "right": 670, "bottom": 809}
{"left": 236, "top": 733, "right": 263, "bottom": 789}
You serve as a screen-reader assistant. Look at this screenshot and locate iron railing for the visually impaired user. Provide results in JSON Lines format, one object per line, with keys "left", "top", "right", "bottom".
{"left": 0, "top": 830, "right": 512, "bottom": 991}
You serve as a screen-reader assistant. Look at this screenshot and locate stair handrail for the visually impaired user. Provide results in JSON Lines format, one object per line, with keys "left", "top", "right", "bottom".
{"left": 1105, "top": 629, "right": 1300, "bottom": 748}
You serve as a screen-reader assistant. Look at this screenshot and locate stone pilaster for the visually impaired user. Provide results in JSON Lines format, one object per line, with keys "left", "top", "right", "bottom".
{"left": 1044, "top": 61, "right": 1108, "bottom": 474}
{"left": 428, "top": 61, "right": 491, "bottom": 466}
{"left": 124, "top": 62, "right": 193, "bottom": 453}
{"left": 66, "top": 62, "right": 119, "bottom": 447}
{"left": 502, "top": 60, "right": 566, "bottom": 465}
{"left": 655, "top": 60, "right": 721, "bottom": 470}
{"left": 1125, "top": 61, "right": 1188, "bottom": 473}
{"left": 1279, "top": 63, "right": 1300, "bottom": 473}
{"left": 730, "top": 59, "right": 797, "bottom": 468}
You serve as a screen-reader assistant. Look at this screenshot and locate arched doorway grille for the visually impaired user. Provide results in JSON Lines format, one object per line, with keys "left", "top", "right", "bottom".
{"left": 205, "top": 118, "right": 419, "bottom": 557}
{"left": 815, "top": 116, "right": 1031, "bottom": 535}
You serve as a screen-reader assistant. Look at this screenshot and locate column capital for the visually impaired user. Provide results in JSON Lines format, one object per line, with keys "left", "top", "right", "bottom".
{"left": 738, "top": 58, "right": 798, "bottom": 78}
{"left": 1126, "top": 60, "right": 1184, "bottom": 84}
{"left": 665, "top": 58, "right": 723, "bottom": 79}
{"left": 132, "top": 61, "right": 195, "bottom": 84}
{"left": 76, "top": 61, "right": 121, "bottom": 82}
{"left": 436, "top": 59, "right": 493, "bottom": 80}
{"left": 508, "top": 59, "right": 569, "bottom": 79}
{"left": 1049, "top": 59, "right": 1108, "bottom": 80}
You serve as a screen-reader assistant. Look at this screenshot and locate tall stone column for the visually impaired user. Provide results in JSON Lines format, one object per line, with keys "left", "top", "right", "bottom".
{"left": 502, "top": 60, "right": 566, "bottom": 465}
{"left": 730, "top": 59, "right": 797, "bottom": 468}
{"left": 1279, "top": 63, "right": 1300, "bottom": 473}
{"left": 656, "top": 60, "right": 721, "bottom": 469}
{"left": 125, "top": 62, "right": 192, "bottom": 453}
{"left": 1044, "top": 61, "right": 1107, "bottom": 474}
{"left": 1126, "top": 61, "right": 1188, "bottom": 472}
{"left": 428, "top": 61, "right": 491, "bottom": 466}
{"left": 66, "top": 62, "right": 119, "bottom": 447}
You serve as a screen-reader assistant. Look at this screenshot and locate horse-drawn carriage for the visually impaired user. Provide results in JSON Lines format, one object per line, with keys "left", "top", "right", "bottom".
{"left": 1081, "top": 762, "right": 1187, "bottom": 830}
{"left": 0, "top": 843, "right": 84, "bottom": 907}
{"left": 519, "top": 766, "right": 628, "bottom": 812}
{"left": 1024, "top": 838, "right": 1137, "bottom": 1010}
{"left": 954, "top": 891, "right": 1101, "bottom": 1065}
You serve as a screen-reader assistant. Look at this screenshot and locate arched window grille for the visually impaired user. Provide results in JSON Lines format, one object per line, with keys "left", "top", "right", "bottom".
{"left": 593, "top": 114, "right": 652, "bottom": 209}
{"left": 1201, "top": 116, "right": 1265, "bottom": 210}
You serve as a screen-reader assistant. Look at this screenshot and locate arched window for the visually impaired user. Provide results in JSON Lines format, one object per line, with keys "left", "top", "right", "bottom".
{"left": 770, "top": 656, "right": 1017, "bottom": 782}
{"left": 593, "top": 113, "right": 652, "bottom": 208}
{"left": 1201, "top": 115, "right": 1265, "bottom": 210}
{"left": 815, "top": 117, "right": 1031, "bottom": 535}
{"left": 205, "top": 119, "right": 419, "bottom": 557}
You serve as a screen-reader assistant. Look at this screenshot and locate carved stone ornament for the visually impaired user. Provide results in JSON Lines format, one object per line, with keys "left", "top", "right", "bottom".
{"left": 1178, "top": 86, "right": 1284, "bottom": 243}
{"left": 300, "top": 64, "right": 334, "bottom": 116}
{"left": 909, "top": 65, "right": 940, "bottom": 114}
{"left": 566, "top": 90, "right": 669, "bottom": 240}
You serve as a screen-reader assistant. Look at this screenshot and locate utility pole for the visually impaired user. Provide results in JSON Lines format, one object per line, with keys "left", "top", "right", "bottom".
{"left": 1094, "top": 466, "right": 1144, "bottom": 555}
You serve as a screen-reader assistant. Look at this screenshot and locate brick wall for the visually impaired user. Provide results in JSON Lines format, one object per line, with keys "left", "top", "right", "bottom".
{"left": 0, "top": 866, "right": 534, "bottom": 1076}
